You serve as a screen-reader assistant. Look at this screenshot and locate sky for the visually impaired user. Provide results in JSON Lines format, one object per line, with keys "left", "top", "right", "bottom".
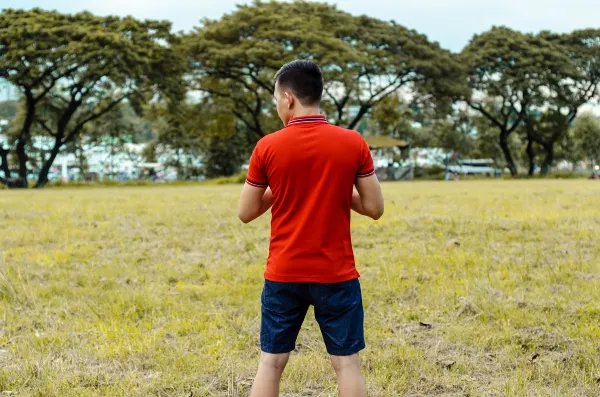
{"left": 1, "top": 0, "right": 599, "bottom": 100}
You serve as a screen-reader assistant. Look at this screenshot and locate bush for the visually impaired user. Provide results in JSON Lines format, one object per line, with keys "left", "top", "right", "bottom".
{"left": 45, "top": 180, "right": 199, "bottom": 189}
{"left": 547, "top": 171, "right": 588, "bottom": 179}
{"left": 414, "top": 165, "right": 446, "bottom": 180}
{"left": 211, "top": 172, "right": 247, "bottom": 185}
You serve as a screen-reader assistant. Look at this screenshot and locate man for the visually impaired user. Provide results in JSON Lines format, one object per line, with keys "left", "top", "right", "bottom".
{"left": 238, "top": 60, "right": 384, "bottom": 397}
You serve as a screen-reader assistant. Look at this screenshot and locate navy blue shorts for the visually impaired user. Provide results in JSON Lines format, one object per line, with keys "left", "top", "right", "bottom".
{"left": 260, "top": 278, "right": 365, "bottom": 356}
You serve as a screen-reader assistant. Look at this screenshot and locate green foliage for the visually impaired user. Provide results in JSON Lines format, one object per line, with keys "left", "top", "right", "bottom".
{"left": 144, "top": 101, "right": 207, "bottom": 179}
{"left": 186, "top": 1, "right": 461, "bottom": 140}
{"left": 45, "top": 179, "right": 200, "bottom": 188}
{"left": 2, "top": 6, "right": 599, "bottom": 183}
{"left": 370, "top": 95, "right": 415, "bottom": 139}
{"left": 0, "top": 8, "right": 185, "bottom": 187}
{"left": 202, "top": 129, "right": 249, "bottom": 178}
{"left": 572, "top": 113, "right": 600, "bottom": 169}
{"left": 472, "top": 116, "right": 524, "bottom": 167}
{"left": 145, "top": 97, "right": 250, "bottom": 180}
{"left": 413, "top": 165, "right": 446, "bottom": 180}
{"left": 369, "top": 96, "right": 479, "bottom": 157}
{"left": 460, "top": 27, "right": 572, "bottom": 176}
{"left": 502, "top": 29, "right": 600, "bottom": 176}
{"left": 211, "top": 171, "right": 248, "bottom": 185}
{"left": 515, "top": 30, "right": 600, "bottom": 175}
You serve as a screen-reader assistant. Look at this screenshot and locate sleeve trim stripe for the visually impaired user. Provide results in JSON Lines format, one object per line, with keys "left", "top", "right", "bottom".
{"left": 356, "top": 169, "right": 376, "bottom": 178}
{"left": 246, "top": 179, "right": 268, "bottom": 187}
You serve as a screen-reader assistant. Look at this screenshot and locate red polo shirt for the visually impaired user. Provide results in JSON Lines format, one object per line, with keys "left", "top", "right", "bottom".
{"left": 246, "top": 115, "right": 375, "bottom": 283}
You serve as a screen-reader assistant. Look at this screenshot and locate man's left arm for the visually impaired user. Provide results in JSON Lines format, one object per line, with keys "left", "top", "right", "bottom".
{"left": 238, "top": 185, "right": 272, "bottom": 223}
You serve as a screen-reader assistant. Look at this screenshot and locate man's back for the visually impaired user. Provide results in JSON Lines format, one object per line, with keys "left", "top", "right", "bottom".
{"left": 246, "top": 115, "right": 374, "bottom": 283}
{"left": 240, "top": 60, "right": 381, "bottom": 397}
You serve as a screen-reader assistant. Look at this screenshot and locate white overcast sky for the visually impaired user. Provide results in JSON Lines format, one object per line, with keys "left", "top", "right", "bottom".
{"left": 4, "top": 0, "right": 598, "bottom": 52}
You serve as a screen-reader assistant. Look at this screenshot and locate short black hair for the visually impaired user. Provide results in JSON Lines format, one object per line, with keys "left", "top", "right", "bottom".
{"left": 273, "top": 60, "right": 324, "bottom": 105}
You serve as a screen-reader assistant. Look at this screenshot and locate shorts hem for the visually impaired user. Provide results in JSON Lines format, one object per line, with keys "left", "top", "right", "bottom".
{"left": 326, "top": 343, "right": 366, "bottom": 356}
{"left": 260, "top": 343, "right": 296, "bottom": 354}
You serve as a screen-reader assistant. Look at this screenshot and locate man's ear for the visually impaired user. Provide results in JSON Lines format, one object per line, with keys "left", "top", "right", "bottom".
{"left": 285, "top": 92, "right": 294, "bottom": 109}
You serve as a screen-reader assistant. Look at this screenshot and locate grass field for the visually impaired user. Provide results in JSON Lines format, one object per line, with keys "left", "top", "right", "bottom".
{"left": 1, "top": 181, "right": 600, "bottom": 396}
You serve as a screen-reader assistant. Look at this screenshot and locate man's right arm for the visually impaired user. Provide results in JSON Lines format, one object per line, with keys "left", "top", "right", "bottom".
{"left": 354, "top": 174, "right": 384, "bottom": 220}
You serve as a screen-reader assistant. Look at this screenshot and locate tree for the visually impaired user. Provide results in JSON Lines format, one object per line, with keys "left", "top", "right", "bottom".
{"left": 572, "top": 113, "right": 600, "bottom": 175}
{"left": 87, "top": 103, "right": 145, "bottom": 179}
{"left": 186, "top": 1, "right": 339, "bottom": 141}
{"left": 320, "top": 14, "right": 463, "bottom": 129}
{"left": 527, "top": 30, "right": 600, "bottom": 175}
{"left": 145, "top": 101, "right": 207, "bottom": 180}
{"left": 428, "top": 117, "right": 476, "bottom": 157}
{"left": 471, "top": 114, "right": 524, "bottom": 169}
{"left": 0, "top": 99, "right": 50, "bottom": 179}
{"left": 186, "top": 1, "right": 461, "bottom": 142}
{"left": 370, "top": 95, "right": 415, "bottom": 139}
{"left": 145, "top": 97, "right": 250, "bottom": 179}
{"left": 520, "top": 115, "right": 543, "bottom": 175}
{"left": 369, "top": 95, "right": 478, "bottom": 154}
{"left": 202, "top": 130, "right": 249, "bottom": 178}
{"left": 0, "top": 9, "right": 184, "bottom": 188}
{"left": 198, "top": 99, "right": 251, "bottom": 177}
{"left": 460, "top": 27, "right": 571, "bottom": 177}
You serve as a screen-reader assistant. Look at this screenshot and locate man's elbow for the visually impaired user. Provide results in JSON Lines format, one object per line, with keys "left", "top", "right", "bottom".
{"left": 238, "top": 211, "right": 254, "bottom": 224}
{"left": 364, "top": 202, "right": 384, "bottom": 220}
{"left": 370, "top": 207, "right": 384, "bottom": 220}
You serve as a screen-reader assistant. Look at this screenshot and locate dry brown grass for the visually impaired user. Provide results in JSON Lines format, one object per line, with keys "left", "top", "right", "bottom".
{"left": 1, "top": 180, "right": 599, "bottom": 396}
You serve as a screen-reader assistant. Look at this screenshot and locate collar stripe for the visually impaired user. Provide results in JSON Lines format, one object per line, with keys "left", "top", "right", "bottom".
{"left": 287, "top": 116, "right": 328, "bottom": 127}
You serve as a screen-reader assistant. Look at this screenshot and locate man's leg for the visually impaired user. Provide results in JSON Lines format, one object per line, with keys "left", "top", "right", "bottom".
{"left": 330, "top": 353, "right": 367, "bottom": 397}
{"left": 312, "top": 279, "right": 366, "bottom": 397}
{"left": 256, "top": 280, "right": 309, "bottom": 396}
{"left": 250, "top": 351, "right": 290, "bottom": 397}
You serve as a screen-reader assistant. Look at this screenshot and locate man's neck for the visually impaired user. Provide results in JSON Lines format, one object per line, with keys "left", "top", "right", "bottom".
{"left": 291, "top": 107, "right": 321, "bottom": 118}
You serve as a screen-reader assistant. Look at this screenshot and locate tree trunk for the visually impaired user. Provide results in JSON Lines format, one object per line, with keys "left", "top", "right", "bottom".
{"left": 0, "top": 147, "right": 10, "bottom": 178}
{"left": 526, "top": 138, "right": 536, "bottom": 176}
{"left": 34, "top": 143, "right": 62, "bottom": 189}
{"left": 14, "top": 95, "right": 36, "bottom": 187}
{"left": 499, "top": 131, "right": 518, "bottom": 177}
{"left": 0, "top": 147, "right": 28, "bottom": 188}
{"left": 541, "top": 144, "right": 554, "bottom": 176}
{"left": 176, "top": 149, "right": 182, "bottom": 180}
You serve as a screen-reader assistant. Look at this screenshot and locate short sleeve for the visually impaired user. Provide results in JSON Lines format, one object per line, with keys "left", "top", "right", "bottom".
{"left": 356, "top": 138, "right": 375, "bottom": 178}
{"left": 246, "top": 141, "right": 269, "bottom": 188}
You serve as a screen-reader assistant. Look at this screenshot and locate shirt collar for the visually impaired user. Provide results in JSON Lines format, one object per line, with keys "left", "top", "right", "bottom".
{"left": 286, "top": 115, "right": 329, "bottom": 127}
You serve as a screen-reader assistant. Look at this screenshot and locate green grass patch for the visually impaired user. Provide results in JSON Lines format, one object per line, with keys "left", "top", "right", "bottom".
{"left": 1, "top": 180, "right": 599, "bottom": 395}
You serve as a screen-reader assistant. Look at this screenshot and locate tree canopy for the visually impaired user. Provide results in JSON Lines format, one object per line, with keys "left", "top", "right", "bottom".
{"left": 0, "top": 8, "right": 184, "bottom": 187}
{"left": 186, "top": 1, "right": 462, "bottom": 142}
{"left": 460, "top": 27, "right": 573, "bottom": 176}
{"left": 1, "top": 5, "right": 600, "bottom": 185}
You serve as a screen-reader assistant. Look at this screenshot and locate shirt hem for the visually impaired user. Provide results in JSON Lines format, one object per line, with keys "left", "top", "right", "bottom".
{"left": 264, "top": 271, "right": 360, "bottom": 284}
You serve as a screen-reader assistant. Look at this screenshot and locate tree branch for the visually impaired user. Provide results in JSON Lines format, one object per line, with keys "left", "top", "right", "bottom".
{"left": 468, "top": 101, "right": 505, "bottom": 130}
{"left": 365, "top": 73, "right": 406, "bottom": 104}
{"left": 233, "top": 109, "right": 263, "bottom": 140}
{"left": 324, "top": 86, "right": 352, "bottom": 125}
{"left": 63, "top": 94, "right": 131, "bottom": 145}
{"left": 34, "top": 117, "right": 57, "bottom": 137}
